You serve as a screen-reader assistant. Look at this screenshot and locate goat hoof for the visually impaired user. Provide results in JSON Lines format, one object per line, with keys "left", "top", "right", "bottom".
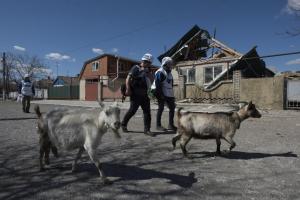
{"left": 222, "top": 150, "right": 231, "bottom": 155}
{"left": 45, "top": 159, "right": 50, "bottom": 165}
{"left": 71, "top": 166, "right": 77, "bottom": 173}
{"left": 102, "top": 178, "right": 112, "bottom": 185}
{"left": 214, "top": 151, "right": 221, "bottom": 157}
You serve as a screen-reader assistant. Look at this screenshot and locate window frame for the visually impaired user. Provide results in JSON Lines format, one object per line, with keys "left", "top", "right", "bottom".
{"left": 180, "top": 67, "right": 196, "bottom": 84}
{"left": 92, "top": 61, "right": 99, "bottom": 71}
{"left": 204, "top": 65, "right": 223, "bottom": 85}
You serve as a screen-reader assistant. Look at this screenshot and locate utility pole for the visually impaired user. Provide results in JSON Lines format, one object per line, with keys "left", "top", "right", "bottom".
{"left": 2, "top": 52, "right": 6, "bottom": 100}
{"left": 56, "top": 61, "right": 59, "bottom": 78}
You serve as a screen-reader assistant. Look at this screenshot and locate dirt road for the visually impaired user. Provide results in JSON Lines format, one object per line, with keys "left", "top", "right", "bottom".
{"left": 0, "top": 101, "right": 299, "bottom": 200}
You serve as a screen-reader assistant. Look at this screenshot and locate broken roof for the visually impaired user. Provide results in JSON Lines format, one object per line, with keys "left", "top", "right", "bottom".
{"left": 204, "top": 47, "right": 275, "bottom": 90}
{"left": 157, "top": 25, "right": 211, "bottom": 62}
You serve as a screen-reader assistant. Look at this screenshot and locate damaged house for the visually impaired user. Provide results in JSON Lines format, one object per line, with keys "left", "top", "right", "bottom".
{"left": 158, "top": 25, "right": 277, "bottom": 107}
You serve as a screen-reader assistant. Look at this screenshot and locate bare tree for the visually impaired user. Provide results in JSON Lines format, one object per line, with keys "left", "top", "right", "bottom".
{"left": 5, "top": 52, "right": 51, "bottom": 83}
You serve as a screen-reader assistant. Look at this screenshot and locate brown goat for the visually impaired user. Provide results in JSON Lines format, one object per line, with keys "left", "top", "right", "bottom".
{"left": 172, "top": 101, "right": 261, "bottom": 156}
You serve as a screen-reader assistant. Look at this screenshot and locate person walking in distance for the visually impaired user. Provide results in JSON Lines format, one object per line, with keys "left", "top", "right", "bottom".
{"left": 121, "top": 53, "right": 155, "bottom": 137}
{"left": 153, "top": 57, "right": 177, "bottom": 131}
{"left": 18, "top": 74, "right": 35, "bottom": 113}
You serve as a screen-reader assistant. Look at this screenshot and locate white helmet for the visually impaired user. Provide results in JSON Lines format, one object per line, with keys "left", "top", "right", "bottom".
{"left": 141, "top": 53, "right": 153, "bottom": 63}
{"left": 161, "top": 57, "right": 173, "bottom": 67}
{"left": 24, "top": 74, "right": 30, "bottom": 78}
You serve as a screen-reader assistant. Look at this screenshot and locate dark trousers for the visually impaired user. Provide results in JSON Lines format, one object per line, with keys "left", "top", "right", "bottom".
{"left": 156, "top": 97, "right": 176, "bottom": 127}
{"left": 122, "top": 95, "right": 151, "bottom": 131}
{"left": 22, "top": 95, "right": 31, "bottom": 112}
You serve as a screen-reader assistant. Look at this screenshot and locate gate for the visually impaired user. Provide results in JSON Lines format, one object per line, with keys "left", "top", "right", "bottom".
{"left": 48, "top": 85, "right": 79, "bottom": 99}
{"left": 286, "top": 79, "right": 300, "bottom": 109}
{"left": 85, "top": 79, "right": 98, "bottom": 101}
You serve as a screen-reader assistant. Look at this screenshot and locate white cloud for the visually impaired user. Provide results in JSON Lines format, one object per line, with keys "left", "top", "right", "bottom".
{"left": 284, "top": 0, "right": 300, "bottom": 15}
{"left": 92, "top": 48, "right": 104, "bottom": 54}
{"left": 41, "top": 68, "right": 54, "bottom": 77}
{"left": 286, "top": 58, "right": 300, "bottom": 65}
{"left": 13, "top": 45, "right": 26, "bottom": 52}
{"left": 288, "top": 0, "right": 300, "bottom": 10}
{"left": 45, "top": 53, "right": 71, "bottom": 61}
{"left": 112, "top": 48, "right": 119, "bottom": 53}
{"left": 290, "top": 44, "right": 295, "bottom": 48}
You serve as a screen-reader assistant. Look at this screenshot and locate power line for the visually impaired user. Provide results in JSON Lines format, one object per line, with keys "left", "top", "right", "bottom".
{"left": 180, "top": 50, "right": 300, "bottom": 66}
{"left": 62, "top": 18, "right": 169, "bottom": 55}
{"left": 251, "top": 51, "right": 300, "bottom": 59}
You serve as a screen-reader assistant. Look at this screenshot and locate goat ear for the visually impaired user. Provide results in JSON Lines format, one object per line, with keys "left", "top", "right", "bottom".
{"left": 248, "top": 101, "right": 254, "bottom": 109}
{"left": 98, "top": 101, "right": 105, "bottom": 108}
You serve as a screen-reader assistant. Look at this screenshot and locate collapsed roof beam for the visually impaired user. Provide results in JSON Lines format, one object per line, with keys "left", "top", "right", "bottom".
{"left": 210, "top": 38, "right": 242, "bottom": 57}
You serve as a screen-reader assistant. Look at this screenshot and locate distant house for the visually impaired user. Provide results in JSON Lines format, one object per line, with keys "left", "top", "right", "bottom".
{"left": 35, "top": 77, "right": 53, "bottom": 89}
{"left": 48, "top": 76, "right": 79, "bottom": 99}
{"left": 52, "top": 76, "right": 79, "bottom": 87}
{"left": 79, "top": 54, "right": 158, "bottom": 101}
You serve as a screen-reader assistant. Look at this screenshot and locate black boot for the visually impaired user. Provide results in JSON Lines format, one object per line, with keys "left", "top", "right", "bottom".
{"left": 156, "top": 126, "right": 167, "bottom": 131}
{"left": 168, "top": 124, "right": 177, "bottom": 131}
{"left": 144, "top": 130, "right": 155, "bottom": 137}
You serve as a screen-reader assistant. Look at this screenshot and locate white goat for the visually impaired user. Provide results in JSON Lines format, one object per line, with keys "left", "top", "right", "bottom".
{"left": 35, "top": 102, "right": 121, "bottom": 184}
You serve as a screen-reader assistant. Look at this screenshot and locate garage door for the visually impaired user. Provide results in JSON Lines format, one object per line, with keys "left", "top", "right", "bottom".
{"left": 85, "top": 79, "right": 98, "bottom": 101}
{"left": 287, "top": 79, "right": 300, "bottom": 109}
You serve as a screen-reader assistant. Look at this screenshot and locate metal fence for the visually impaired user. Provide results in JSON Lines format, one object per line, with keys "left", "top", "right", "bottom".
{"left": 48, "top": 85, "right": 79, "bottom": 99}
{"left": 286, "top": 79, "right": 300, "bottom": 109}
{"left": 9, "top": 89, "right": 48, "bottom": 100}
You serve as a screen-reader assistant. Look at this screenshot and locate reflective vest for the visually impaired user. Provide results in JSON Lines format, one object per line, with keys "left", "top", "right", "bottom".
{"left": 21, "top": 80, "right": 33, "bottom": 96}
{"left": 154, "top": 67, "right": 174, "bottom": 97}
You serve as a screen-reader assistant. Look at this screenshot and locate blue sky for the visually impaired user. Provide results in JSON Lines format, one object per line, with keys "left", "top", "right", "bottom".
{"left": 0, "top": 0, "right": 300, "bottom": 77}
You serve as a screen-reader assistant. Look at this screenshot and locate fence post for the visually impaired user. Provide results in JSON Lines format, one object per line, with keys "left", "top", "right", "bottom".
{"left": 2, "top": 52, "right": 6, "bottom": 100}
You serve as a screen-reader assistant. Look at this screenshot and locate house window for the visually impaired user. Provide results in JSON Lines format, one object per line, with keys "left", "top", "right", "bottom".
{"left": 119, "top": 62, "right": 125, "bottom": 71}
{"left": 204, "top": 65, "right": 223, "bottom": 84}
{"left": 92, "top": 61, "right": 99, "bottom": 71}
{"left": 180, "top": 68, "right": 195, "bottom": 83}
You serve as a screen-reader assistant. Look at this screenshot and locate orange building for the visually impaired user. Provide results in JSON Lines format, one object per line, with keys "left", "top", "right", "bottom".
{"left": 79, "top": 54, "right": 158, "bottom": 101}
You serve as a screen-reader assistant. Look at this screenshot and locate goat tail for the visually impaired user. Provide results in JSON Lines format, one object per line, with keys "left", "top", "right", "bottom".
{"left": 177, "top": 107, "right": 183, "bottom": 119}
{"left": 34, "top": 105, "right": 42, "bottom": 118}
